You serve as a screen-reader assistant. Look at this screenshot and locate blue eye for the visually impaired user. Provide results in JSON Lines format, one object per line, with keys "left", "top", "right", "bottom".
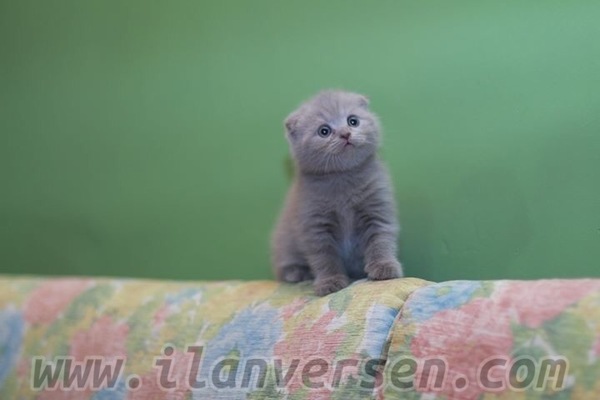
{"left": 347, "top": 115, "right": 360, "bottom": 127}
{"left": 317, "top": 125, "right": 332, "bottom": 137}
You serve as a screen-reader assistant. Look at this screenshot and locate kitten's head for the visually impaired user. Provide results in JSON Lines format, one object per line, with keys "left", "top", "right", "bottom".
{"left": 284, "top": 90, "right": 381, "bottom": 174}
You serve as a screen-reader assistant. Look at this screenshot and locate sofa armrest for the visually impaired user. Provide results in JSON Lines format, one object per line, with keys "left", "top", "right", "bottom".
{"left": 383, "top": 279, "right": 600, "bottom": 399}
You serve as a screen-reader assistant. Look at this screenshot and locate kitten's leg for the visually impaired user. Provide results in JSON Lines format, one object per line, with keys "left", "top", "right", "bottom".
{"left": 302, "top": 214, "right": 350, "bottom": 296}
{"left": 357, "top": 201, "right": 403, "bottom": 281}
{"left": 277, "top": 264, "right": 313, "bottom": 283}
{"left": 363, "top": 236, "right": 403, "bottom": 280}
{"left": 272, "top": 222, "right": 312, "bottom": 283}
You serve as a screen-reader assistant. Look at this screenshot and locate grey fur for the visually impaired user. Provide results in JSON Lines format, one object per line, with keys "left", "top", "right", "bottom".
{"left": 271, "top": 90, "right": 403, "bottom": 296}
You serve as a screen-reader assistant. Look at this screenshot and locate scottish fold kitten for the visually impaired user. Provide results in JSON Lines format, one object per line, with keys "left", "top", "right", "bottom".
{"left": 271, "top": 90, "right": 403, "bottom": 296}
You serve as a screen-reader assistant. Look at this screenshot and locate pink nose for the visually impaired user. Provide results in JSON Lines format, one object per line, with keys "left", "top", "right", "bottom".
{"left": 340, "top": 132, "right": 351, "bottom": 140}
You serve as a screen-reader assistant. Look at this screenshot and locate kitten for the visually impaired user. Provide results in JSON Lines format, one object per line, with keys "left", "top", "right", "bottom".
{"left": 271, "top": 90, "right": 403, "bottom": 296}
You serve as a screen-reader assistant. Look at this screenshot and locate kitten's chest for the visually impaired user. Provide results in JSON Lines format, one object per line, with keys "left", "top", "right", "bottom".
{"left": 335, "top": 206, "right": 365, "bottom": 278}
{"left": 335, "top": 206, "right": 359, "bottom": 251}
{"left": 336, "top": 201, "right": 357, "bottom": 228}
{"left": 323, "top": 180, "right": 368, "bottom": 238}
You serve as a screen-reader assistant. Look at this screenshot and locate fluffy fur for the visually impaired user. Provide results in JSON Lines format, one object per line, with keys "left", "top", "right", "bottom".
{"left": 271, "top": 90, "right": 403, "bottom": 296}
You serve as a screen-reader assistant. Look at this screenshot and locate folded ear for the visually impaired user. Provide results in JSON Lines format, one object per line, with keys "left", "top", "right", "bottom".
{"left": 284, "top": 111, "right": 301, "bottom": 138}
{"left": 357, "top": 94, "right": 369, "bottom": 108}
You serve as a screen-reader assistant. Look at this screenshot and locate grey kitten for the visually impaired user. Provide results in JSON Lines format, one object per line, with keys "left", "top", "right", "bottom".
{"left": 271, "top": 90, "right": 403, "bottom": 296}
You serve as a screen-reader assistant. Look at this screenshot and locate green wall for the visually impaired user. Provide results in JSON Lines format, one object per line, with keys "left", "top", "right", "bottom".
{"left": 1, "top": 1, "right": 599, "bottom": 281}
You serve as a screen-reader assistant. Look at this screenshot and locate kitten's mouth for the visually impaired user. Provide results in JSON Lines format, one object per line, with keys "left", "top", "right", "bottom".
{"left": 343, "top": 141, "right": 354, "bottom": 147}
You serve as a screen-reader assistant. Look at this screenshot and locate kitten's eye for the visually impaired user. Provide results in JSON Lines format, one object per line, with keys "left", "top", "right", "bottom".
{"left": 347, "top": 115, "right": 360, "bottom": 127}
{"left": 317, "top": 125, "right": 332, "bottom": 138}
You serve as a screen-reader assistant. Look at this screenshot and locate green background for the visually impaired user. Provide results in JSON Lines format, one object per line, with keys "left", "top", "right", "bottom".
{"left": 1, "top": 1, "right": 599, "bottom": 281}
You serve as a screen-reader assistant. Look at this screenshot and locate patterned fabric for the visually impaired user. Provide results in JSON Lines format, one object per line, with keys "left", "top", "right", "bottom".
{"left": 383, "top": 279, "right": 600, "bottom": 400}
{"left": 1, "top": 276, "right": 599, "bottom": 399}
{"left": 0, "top": 276, "right": 428, "bottom": 399}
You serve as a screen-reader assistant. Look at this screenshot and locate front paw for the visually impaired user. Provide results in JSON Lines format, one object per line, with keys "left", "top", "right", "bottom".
{"left": 279, "top": 265, "right": 313, "bottom": 283}
{"left": 314, "top": 274, "right": 350, "bottom": 296}
{"left": 365, "top": 259, "right": 403, "bottom": 281}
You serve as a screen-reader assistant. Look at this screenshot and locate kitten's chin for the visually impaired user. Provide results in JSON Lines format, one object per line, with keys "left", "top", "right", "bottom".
{"left": 292, "top": 140, "right": 376, "bottom": 174}
{"left": 341, "top": 142, "right": 355, "bottom": 151}
{"left": 341, "top": 150, "right": 374, "bottom": 171}
{"left": 298, "top": 150, "right": 375, "bottom": 176}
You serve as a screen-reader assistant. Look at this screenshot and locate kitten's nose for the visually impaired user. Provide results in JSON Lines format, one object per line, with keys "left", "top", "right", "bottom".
{"left": 340, "top": 132, "right": 351, "bottom": 140}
